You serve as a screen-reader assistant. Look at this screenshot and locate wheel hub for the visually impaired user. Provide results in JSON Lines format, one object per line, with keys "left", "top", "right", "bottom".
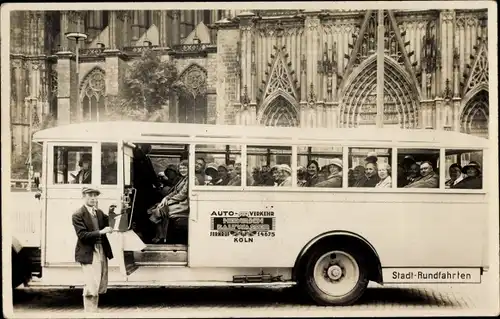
{"left": 326, "top": 264, "right": 343, "bottom": 280}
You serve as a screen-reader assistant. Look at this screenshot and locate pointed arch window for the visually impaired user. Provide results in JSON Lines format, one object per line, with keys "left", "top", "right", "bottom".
{"left": 461, "top": 90, "right": 489, "bottom": 138}
{"left": 80, "top": 68, "right": 106, "bottom": 122}
{"left": 177, "top": 64, "right": 207, "bottom": 124}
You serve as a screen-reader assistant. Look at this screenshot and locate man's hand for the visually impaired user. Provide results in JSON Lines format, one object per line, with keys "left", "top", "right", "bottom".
{"left": 99, "top": 227, "right": 113, "bottom": 235}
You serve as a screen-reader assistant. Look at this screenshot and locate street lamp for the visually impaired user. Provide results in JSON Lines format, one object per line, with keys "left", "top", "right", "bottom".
{"left": 65, "top": 32, "right": 88, "bottom": 121}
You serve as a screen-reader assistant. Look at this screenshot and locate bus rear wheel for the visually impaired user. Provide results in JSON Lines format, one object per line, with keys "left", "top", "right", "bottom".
{"left": 302, "top": 245, "right": 368, "bottom": 306}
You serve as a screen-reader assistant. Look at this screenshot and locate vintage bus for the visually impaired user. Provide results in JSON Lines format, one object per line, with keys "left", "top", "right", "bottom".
{"left": 12, "top": 121, "right": 491, "bottom": 306}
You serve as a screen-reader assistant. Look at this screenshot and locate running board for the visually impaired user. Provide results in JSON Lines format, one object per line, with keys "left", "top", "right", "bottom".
{"left": 23, "top": 281, "right": 296, "bottom": 289}
{"left": 125, "top": 244, "right": 188, "bottom": 271}
{"left": 135, "top": 261, "right": 187, "bottom": 267}
{"left": 233, "top": 274, "right": 284, "bottom": 283}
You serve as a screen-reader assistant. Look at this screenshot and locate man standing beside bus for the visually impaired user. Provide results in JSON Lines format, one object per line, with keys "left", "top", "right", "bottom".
{"left": 72, "top": 187, "right": 114, "bottom": 313}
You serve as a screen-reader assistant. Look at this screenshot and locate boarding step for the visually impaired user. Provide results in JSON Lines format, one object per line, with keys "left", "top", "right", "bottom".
{"left": 133, "top": 244, "right": 188, "bottom": 264}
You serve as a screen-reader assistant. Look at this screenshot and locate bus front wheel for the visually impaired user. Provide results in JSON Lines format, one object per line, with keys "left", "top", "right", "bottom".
{"left": 303, "top": 245, "right": 369, "bottom": 306}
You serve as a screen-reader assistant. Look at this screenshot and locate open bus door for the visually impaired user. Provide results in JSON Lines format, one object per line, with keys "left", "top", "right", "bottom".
{"left": 108, "top": 141, "right": 146, "bottom": 276}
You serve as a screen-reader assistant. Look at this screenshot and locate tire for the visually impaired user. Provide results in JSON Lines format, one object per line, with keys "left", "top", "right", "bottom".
{"left": 302, "top": 244, "right": 369, "bottom": 306}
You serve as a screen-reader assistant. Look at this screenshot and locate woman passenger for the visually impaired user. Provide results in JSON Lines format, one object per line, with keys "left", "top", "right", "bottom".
{"left": 452, "top": 161, "right": 482, "bottom": 189}
{"left": 315, "top": 158, "right": 343, "bottom": 188}
{"left": 305, "top": 160, "right": 320, "bottom": 187}
{"left": 215, "top": 164, "right": 231, "bottom": 185}
{"left": 375, "top": 163, "right": 392, "bottom": 188}
{"left": 445, "top": 163, "right": 464, "bottom": 188}
{"left": 204, "top": 163, "right": 219, "bottom": 185}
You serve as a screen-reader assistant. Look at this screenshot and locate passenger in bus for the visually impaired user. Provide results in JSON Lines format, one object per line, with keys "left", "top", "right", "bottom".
{"left": 375, "top": 163, "right": 392, "bottom": 188}
{"left": 158, "top": 160, "right": 190, "bottom": 243}
{"left": 406, "top": 162, "right": 420, "bottom": 185}
{"left": 204, "top": 163, "right": 219, "bottom": 185}
{"left": 305, "top": 160, "right": 320, "bottom": 187}
{"left": 260, "top": 165, "right": 275, "bottom": 186}
{"left": 195, "top": 158, "right": 207, "bottom": 185}
{"left": 354, "top": 162, "right": 380, "bottom": 187}
{"left": 365, "top": 152, "right": 378, "bottom": 164}
{"left": 72, "top": 153, "right": 92, "bottom": 184}
{"left": 404, "top": 161, "right": 438, "bottom": 188}
{"left": 297, "top": 166, "right": 307, "bottom": 187}
{"left": 101, "top": 149, "right": 117, "bottom": 185}
{"left": 452, "top": 161, "right": 482, "bottom": 189}
{"left": 251, "top": 167, "right": 262, "bottom": 186}
{"left": 227, "top": 160, "right": 242, "bottom": 186}
{"left": 278, "top": 165, "right": 293, "bottom": 186}
{"left": 159, "top": 164, "right": 180, "bottom": 195}
{"left": 271, "top": 165, "right": 281, "bottom": 186}
{"left": 445, "top": 163, "right": 465, "bottom": 188}
{"left": 315, "top": 158, "right": 343, "bottom": 188}
{"left": 215, "top": 164, "right": 231, "bottom": 185}
{"left": 349, "top": 165, "right": 365, "bottom": 187}
{"left": 397, "top": 164, "right": 408, "bottom": 187}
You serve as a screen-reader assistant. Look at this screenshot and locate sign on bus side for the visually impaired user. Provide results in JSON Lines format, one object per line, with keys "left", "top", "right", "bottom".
{"left": 209, "top": 210, "right": 276, "bottom": 243}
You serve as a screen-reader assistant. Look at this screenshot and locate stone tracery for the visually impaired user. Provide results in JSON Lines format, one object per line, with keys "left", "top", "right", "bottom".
{"left": 80, "top": 67, "right": 106, "bottom": 121}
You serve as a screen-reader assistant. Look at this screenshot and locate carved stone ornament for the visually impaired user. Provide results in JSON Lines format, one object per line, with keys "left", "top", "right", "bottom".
{"left": 117, "top": 10, "right": 130, "bottom": 21}
{"left": 181, "top": 65, "right": 207, "bottom": 98}
{"left": 306, "top": 18, "right": 320, "bottom": 31}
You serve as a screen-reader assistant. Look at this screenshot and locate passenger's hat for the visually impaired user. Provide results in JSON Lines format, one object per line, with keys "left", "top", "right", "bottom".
{"left": 78, "top": 153, "right": 92, "bottom": 166}
{"left": 328, "top": 158, "right": 343, "bottom": 170}
{"left": 462, "top": 161, "right": 481, "bottom": 175}
{"left": 82, "top": 186, "right": 100, "bottom": 196}
{"left": 218, "top": 164, "right": 228, "bottom": 171}
{"left": 365, "top": 152, "right": 378, "bottom": 163}
{"left": 279, "top": 164, "right": 292, "bottom": 175}
{"left": 205, "top": 163, "right": 219, "bottom": 175}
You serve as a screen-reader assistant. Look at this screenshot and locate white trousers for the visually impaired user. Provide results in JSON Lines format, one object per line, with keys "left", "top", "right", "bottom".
{"left": 80, "top": 244, "right": 108, "bottom": 312}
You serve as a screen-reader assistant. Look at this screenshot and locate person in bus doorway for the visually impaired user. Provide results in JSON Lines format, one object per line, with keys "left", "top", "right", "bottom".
{"left": 305, "top": 160, "right": 320, "bottom": 187}
{"left": 354, "top": 162, "right": 380, "bottom": 187}
{"left": 159, "top": 160, "right": 190, "bottom": 244}
{"left": 72, "top": 153, "right": 92, "bottom": 184}
{"left": 195, "top": 158, "right": 207, "bottom": 185}
{"left": 445, "top": 163, "right": 465, "bottom": 188}
{"left": 71, "top": 187, "right": 113, "bottom": 313}
{"left": 278, "top": 165, "right": 292, "bottom": 186}
{"left": 316, "top": 158, "right": 343, "bottom": 188}
{"left": 452, "top": 161, "right": 482, "bottom": 189}
{"left": 375, "top": 163, "right": 392, "bottom": 188}
{"left": 404, "top": 161, "right": 438, "bottom": 188}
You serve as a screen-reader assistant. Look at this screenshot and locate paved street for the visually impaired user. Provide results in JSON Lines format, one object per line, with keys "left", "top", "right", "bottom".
{"left": 10, "top": 278, "right": 498, "bottom": 318}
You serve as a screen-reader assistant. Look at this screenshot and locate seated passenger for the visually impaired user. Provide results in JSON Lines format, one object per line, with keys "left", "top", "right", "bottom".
{"left": 215, "top": 164, "right": 231, "bottom": 185}
{"left": 278, "top": 165, "right": 292, "bottom": 186}
{"left": 349, "top": 165, "right": 365, "bottom": 187}
{"left": 375, "top": 163, "right": 392, "bottom": 188}
{"left": 315, "top": 158, "right": 343, "bottom": 188}
{"left": 204, "top": 163, "right": 219, "bottom": 185}
{"left": 365, "top": 152, "right": 378, "bottom": 165}
{"left": 153, "top": 160, "right": 190, "bottom": 243}
{"left": 406, "top": 162, "right": 420, "bottom": 185}
{"left": 452, "top": 161, "right": 482, "bottom": 189}
{"left": 251, "top": 167, "right": 262, "bottom": 186}
{"left": 159, "top": 164, "right": 180, "bottom": 196}
{"left": 297, "top": 166, "right": 307, "bottom": 186}
{"left": 404, "top": 161, "right": 438, "bottom": 188}
{"left": 101, "top": 149, "right": 117, "bottom": 185}
{"left": 354, "top": 162, "right": 380, "bottom": 187}
{"left": 445, "top": 163, "right": 464, "bottom": 188}
{"left": 271, "top": 165, "right": 280, "bottom": 186}
{"left": 71, "top": 153, "right": 92, "bottom": 184}
{"left": 227, "top": 161, "right": 241, "bottom": 186}
{"left": 397, "top": 164, "right": 408, "bottom": 187}
{"left": 195, "top": 158, "right": 207, "bottom": 185}
{"left": 260, "top": 165, "right": 275, "bottom": 186}
{"left": 305, "top": 160, "right": 320, "bottom": 187}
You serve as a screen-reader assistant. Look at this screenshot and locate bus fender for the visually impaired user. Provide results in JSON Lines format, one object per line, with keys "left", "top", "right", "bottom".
{"left": 12, "top": 236, "right": 31, "bottom": 288}
{"left": 292, "top": 230, "right": 383, "bottom": 284}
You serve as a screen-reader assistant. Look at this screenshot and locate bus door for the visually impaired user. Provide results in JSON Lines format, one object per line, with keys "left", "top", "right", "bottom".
{"left": 108, "top": 141, "right": 146, "bottom": 277}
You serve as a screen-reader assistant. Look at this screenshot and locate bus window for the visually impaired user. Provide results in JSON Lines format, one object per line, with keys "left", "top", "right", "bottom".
{"left": 194, "top": 144, "right": 242, "bottom": 186}
{"left": 101, "top": 143, "right": 118, "bottom": 185}
{"left": 53, "top": 146, "right": 92, "bottom": 184}
{"left": 297, "top": 146, "right": 343, "bottom": 188}
{"left": 349, "top": 148, "right": 392, "bottom": 188}
{"left": 247, "top": 145, "right": 292, "bottom": 187}
{"left": 445, "top": 149, "right": 483, "bottom": 189}
{"left": 397, "top": 149, "right": 440, "bottom": 188}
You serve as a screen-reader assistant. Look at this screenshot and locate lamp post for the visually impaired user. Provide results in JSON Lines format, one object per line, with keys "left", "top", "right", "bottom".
{"left": 65, "top": 32, "right": 88, "bottom": 121}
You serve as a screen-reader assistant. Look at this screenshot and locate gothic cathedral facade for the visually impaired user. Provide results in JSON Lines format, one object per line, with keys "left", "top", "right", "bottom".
{"left": 10, "top": 9, "right": 489, "bottom": 158}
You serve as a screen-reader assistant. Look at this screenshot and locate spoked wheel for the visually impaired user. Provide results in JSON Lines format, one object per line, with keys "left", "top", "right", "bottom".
{"left": 303, "top": 245, "right": 368, "bottom": 306}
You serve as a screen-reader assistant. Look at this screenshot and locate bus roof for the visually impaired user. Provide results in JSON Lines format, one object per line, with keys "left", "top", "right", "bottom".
{"left": 33, "top": 121, "right": 490, "bottom": 148}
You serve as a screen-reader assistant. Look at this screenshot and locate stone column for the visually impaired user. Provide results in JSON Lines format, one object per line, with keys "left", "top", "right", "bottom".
{"left": 172, "top": 10, "right": 181, "bottom": 45}
{"left": 59, "top": 11, "right": 70, "bottom": 52}
{"left": 108, "top": 11, "right": 118, "bottom": 49}
{"left": 159, "top": 10, "right": 169, "bottom": 47}
{"left": 117, "top": 11, "right": 131, "bottom": 47}
{"left": 55, "top": 52, "right": 73, "bottom": 124}
{"left": 131, "top": 11, "right": 140, "bottom": 46}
